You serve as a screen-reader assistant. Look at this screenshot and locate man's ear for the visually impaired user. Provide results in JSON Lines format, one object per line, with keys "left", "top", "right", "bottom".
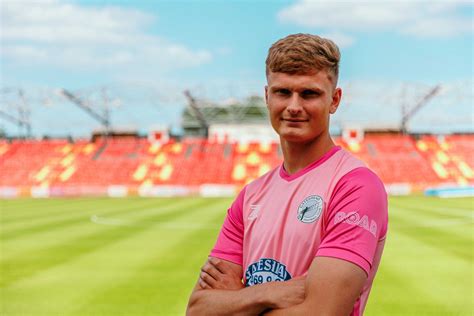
{"left": 264, "top": 85, "right": 269, "bottom": 107}
{"left": 330, "top": 87, "right": 342, "bottom": 114}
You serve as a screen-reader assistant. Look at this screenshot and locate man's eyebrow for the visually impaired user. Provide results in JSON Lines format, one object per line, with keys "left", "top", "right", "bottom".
{"left": 269, "top": 86, "right": 288, "bottom": 91}
{"left": 270, "top": 86, "right": 323, "bottom": 91}
{"left": 297, "top": 87, "right": 325, "bottom": 95}
{"left": 301, "top": 87, "right": 324, "bottom": 92}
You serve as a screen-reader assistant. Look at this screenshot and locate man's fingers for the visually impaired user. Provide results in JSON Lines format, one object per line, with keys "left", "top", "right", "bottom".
{"left": 200, "top": 271, "right": 217, "bottom": 288}
{"left": 202, "top": 261, "right": 223, "bottom": 280}
{"left": 198, "top": 277, "right": 211, "bottom": 289}
{"left": 208, "top": 257, "right": 227, "bottom": 274}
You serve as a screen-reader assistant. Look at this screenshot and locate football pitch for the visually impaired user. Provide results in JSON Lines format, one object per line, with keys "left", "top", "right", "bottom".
{"left": 1, "top": 195, "right": 472, "bottom": 315}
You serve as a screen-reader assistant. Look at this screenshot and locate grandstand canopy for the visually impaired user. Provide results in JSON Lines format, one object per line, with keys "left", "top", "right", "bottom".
{"left": 182, "top": 95, "right": 268, "bottom": 137}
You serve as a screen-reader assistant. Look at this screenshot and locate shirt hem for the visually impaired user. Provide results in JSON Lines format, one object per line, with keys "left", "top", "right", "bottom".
{"left": 316, "top": 247, "right": 371, "bottom": 276}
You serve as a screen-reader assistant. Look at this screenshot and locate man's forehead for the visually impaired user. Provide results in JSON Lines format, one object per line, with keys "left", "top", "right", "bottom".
{"left": 267, "top": 71, "right": 334, "bottom": 89}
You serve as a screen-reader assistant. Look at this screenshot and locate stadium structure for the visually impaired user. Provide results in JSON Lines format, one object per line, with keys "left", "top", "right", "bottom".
{"left": 0, "top": 90, "right": 473, "bottom": 199}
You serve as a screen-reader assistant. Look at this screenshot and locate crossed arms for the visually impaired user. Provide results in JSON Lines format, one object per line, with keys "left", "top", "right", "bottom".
{"left": 186, "top": 255, "right": 367, "bottom": 315}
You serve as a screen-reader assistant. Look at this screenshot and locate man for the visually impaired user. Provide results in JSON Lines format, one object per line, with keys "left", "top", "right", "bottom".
{"left": 187, "top": 33, "right": 388, "bottom": 316}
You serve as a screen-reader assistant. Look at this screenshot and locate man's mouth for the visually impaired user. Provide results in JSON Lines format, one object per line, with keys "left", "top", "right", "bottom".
{"left": 281, "top": 118, "right": 308, "bottom": 122}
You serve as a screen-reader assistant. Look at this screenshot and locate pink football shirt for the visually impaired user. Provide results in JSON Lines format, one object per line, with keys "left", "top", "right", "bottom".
{"left": 211, "top": 146, "right": 388, "bottom": 315}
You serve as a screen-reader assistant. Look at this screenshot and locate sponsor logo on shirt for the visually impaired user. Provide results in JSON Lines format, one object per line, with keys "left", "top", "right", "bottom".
{"left": 248, "top": 204, "right": 260, "bottom": 221}
{"left": 334, "top": 211, "right": 377, "bottom": 237}
{"left": 245, "top": 258, "right": 292, "bottom": 286}
{"left": 297, "top": 195, "right": 323, "bottom": 223}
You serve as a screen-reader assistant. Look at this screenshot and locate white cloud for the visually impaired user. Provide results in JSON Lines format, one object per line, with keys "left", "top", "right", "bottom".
{"left": 1, "top": 0, "right": 212, "bottom": 71}
{"left": 320, "top": 31, "right": 355, "bottom": 48}
{"left": 278, "top": 0, "right": 472, "bottom": 43}
{"left": 402, "top": 16, "right": 473, "bottom": 38}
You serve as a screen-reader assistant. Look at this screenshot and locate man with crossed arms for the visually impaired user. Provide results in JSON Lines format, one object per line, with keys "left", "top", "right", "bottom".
{"left": 187, "top": 33, "right": 388, "bottom": 316}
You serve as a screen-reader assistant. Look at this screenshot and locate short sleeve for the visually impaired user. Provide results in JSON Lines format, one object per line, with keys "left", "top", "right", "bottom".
{"left": 316, "top": 167, "right": 388, "bottom": 275}
{"left": 209, "top": 186, "right": 246, "bottom": 266}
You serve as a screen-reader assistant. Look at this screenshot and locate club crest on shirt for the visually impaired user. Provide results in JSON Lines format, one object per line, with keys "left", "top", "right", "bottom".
{"left": 245, "top": 258, "right": 292, "bottom": 286}
{"left": 297, "top": 195, "right": 323, "bottom": 223}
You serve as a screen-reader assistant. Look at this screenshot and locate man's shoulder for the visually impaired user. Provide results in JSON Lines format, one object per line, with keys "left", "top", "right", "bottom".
{"left": 245, "top": 164, "right": 281, "bottom": 190}
{"left": 337, "top": 148, "right": 367, "bottom": 168}
{"left": 332, "top": 165, "right": 387, "bottom": 204}
{"left": 328, "top": 149, "right": 386, "bottom": 200}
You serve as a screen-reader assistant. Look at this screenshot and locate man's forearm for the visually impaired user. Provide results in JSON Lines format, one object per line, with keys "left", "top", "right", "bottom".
{"left": 187, "top": 284, "right": 275, "bottom": 316}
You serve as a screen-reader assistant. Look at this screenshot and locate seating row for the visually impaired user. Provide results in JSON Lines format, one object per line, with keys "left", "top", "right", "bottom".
{"left": 1, "top": 135, "right": 472, "bottom": 187}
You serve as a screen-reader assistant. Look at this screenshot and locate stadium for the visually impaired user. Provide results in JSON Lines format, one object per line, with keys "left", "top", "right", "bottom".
{"left": 1, "top": 1, "right": 473, "bottom": 316}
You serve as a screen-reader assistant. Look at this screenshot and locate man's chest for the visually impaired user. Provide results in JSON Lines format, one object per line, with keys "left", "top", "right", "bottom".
{"left": 242, "top": 180, "right": 330, "bottom": 281}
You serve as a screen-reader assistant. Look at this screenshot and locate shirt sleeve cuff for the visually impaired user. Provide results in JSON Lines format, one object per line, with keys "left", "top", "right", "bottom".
{"left": 316, "top": 247, "right": 371, "bottom": 276}
{"left": 209, "top": 249, "right": 243, "bottom": 266}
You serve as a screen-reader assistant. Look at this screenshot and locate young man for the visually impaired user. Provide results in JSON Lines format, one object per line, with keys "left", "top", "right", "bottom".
{"left": 187, "top": 33, "right": 388, "bottom": 316}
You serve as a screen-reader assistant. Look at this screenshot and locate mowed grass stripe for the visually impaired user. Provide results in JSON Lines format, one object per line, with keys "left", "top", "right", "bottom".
{"left": 1, "top": 198, "right": 106, "bottom": 220}
{"left": 0, "top": 198, "right": 217, "bottom": 288}
{"left": 0, "top": 197, "right": 159, "bottom": 230}
{"left": 389, "top": 197, "right": 472, "bottom": 240}
{"left": 389, "top": 202, "right": 473, "bottom": 237}
{"left": 0, "top": 197, "right": 174, "bottom": 234}
{"left": 70, "top": 199, "right": 230, "bottom": 316}
{"left": 366, "top": 229, "right": 471, "bottom": 315}
{"left": 0, "top": 197, "right": 168, "bottom": 224}
{"left": 0, "top": 199, "right": 197, "bottom": 261}
{"left": 366, "top": 266, "right": 456, "bottom": 315}
{"left": 0, "top": 198, "right": 64, "bottom": 211}
{"left": 397, "top": 195, "right": 473, "bottom": 209}
{"left": 0, "top": 198, "right": 187, "bottom": 240}
{"left": 390, "top": 198, "right": 473, "bottom": 220}
{"left": 388, "top": 206, "right": 472, "bottom": 261}
{"left": 1, "top": 196, "right": 472, "bottom": 316}
{"left": 1, "top": 198, "right": 230, "bottom": 316}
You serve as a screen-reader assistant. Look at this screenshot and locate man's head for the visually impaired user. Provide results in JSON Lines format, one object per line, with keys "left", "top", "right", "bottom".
{"left": 264, "top": 34, "right": 342, "bottom": 145}
{"left": 266, "top": 33, "right": 340, "bottom": 87}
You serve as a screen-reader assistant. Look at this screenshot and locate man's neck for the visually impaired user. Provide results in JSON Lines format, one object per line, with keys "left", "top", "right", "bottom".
{"left": 281, "top": 134, "right": 335, "bottom": 175}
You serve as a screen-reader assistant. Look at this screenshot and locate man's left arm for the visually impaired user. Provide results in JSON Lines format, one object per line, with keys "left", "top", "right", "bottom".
{"left": 265, "top": 256, "right": 367, "bottom": 315}
{"left": 268, "top": 167, "right": 389, "bottom": 315}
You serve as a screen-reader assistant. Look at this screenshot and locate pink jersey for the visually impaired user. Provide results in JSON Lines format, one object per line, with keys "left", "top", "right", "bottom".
{"left": 211, "top": 146, "right": 388, "bottom": 315}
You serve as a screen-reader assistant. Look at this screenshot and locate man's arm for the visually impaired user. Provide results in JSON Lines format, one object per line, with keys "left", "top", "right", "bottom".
{"left": 265, "top": 256, "right": 367, "bottom": 316}
{"left": 186, "top": 257, "right": 305, "bottom": 316}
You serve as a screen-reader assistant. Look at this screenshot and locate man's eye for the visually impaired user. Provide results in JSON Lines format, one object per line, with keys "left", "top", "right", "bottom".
{"left": 276, "top": 89, "right": 290, "bottom": 95}
{"left": 301, "top": 90, "right": 319, "bottom": 97}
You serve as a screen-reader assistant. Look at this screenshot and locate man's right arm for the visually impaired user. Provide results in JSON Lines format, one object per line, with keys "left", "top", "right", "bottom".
{"left": 186, "top": 188, "right": 304, "bottom": 315}
{"left": 186, "top": 258, "right": 305, "bottom": 316}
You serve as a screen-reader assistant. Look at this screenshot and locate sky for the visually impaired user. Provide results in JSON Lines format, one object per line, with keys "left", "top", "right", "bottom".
{"left": 0, "top": 0, "right": 473, "bottom": 137}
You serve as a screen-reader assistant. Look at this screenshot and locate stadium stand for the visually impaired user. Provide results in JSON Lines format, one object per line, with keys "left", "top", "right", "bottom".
{"left": 0, "top": 134, "right": 472, "bottom": 197}
{"left": 336, "top": 134, "right": 442, "bottom": 187}
{"left": 415, "top": 135, "right": 473, "bottom": 185}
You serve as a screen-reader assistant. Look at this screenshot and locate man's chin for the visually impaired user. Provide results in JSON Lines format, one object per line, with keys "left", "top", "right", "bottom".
{"left": 279, "top": 133, "right": 312, "bottom": 143}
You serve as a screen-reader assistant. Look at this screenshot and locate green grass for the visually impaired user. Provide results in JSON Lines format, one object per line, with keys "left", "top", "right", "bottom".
{"left": 0, "top": 195, "right": 472, "bottom": 315}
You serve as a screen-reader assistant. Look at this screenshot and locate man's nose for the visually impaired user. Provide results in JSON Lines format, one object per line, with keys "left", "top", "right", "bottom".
{"left": 286, "top": 95, "right": 302, "bottom": 115}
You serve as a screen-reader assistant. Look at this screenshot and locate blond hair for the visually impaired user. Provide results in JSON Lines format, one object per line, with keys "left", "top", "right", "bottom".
{"left": 266, "top": 33, "right": 340, "bottom": 83}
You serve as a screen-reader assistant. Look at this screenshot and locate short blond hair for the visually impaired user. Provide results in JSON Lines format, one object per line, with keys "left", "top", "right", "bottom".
{"left": 266, "top": 33, "right": 340, "bottom": 83}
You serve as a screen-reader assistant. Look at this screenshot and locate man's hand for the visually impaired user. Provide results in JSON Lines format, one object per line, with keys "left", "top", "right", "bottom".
{"left": 199, "top": 257, "right": 244, "bottom": 290}
{"left": 200, "top": 257, "right": 305, "bottom": 309}
{"left": 265, "top": 276, "right": 306, "bottom": 310}
{"left": 187, "top": 257, "right": 306, "bottom": 315}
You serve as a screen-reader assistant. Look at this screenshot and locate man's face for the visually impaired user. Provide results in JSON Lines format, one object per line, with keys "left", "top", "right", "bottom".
{"left": 265, "top": 71, "right": 341, "bottom": 144}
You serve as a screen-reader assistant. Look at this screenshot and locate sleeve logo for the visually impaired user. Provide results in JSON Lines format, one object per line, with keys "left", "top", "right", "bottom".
{"left": 297, "top": 195, "right": 323, "bottom": 223}
{"left": 244, "top": 258, "right": 292, "bottom": 286}
{"left": 334, "top": 211, "right": 378, "bottom": 237}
